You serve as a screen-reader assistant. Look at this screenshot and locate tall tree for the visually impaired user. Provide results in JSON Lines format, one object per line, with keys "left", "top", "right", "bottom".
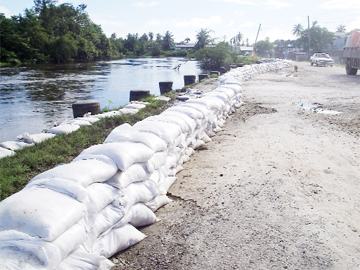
{"left": 336, "top": 24, "right": 346, "bottom": 33}
{"left": 297, "top": 23, "right": 334, "bottom": 54}
{"left": 194, "top": 28, "right": 214, "bottom": 50}
{"left": 162, "top": 30, "right": 174, "bottom": 50}
{"left": 292, "top": 24, "right": 303, "bottom": 37}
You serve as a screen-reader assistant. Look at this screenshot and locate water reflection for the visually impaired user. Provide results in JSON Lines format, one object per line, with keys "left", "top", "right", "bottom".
{"left": 0, "top": 57, "right": 202, "bottom": 142}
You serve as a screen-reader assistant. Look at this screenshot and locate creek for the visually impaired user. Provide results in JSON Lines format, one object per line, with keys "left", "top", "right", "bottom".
{"left": 0, "top": 57, "right": 202, "bottom": 142}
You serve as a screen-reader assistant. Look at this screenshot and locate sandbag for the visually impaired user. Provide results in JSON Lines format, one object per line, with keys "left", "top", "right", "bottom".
{"left": 31, "top": 158, "right": 117, "bottom": 188}
{"left": 0, "top": 188, "right": 85, "bottom": 241}
{"left": 133, "top": 120, "right": 182, "bottom": 145}
{"left": 104, "top": 123, "right": 167, "bottom": 152}
{"left": 106, "top": 163, "right": 149, "bottom": 189}
{"left": 56, "top": 246, "right": 114, "bottom": 270}
{"left": 73, "top": 142, "right": 155, "bottom": 171}
{"left": 83, "top": 203, "right": 124, "bottom": 252}
{"left": 158, "top": 177, "right": 177, "bottom": 195}
{"left": 145, "top": 195, "right": 172, "bottom": 212}
{"left": 116, "top": 180, "right": 159, "bottom": 213}
{"left": 0, "top": 141, "right": 33, "bottom": 150}
{"left": 85, "top": 183, "right": 121, "bottom": 225}
{"left": 160, "top": 110, "right": 197, "bottom": 133}
{"left": 47, "top": 124, "right": 80, "bottom": 135}
{"left": 92, "top": 224, "right": 146, "bottom": 258}
{"left": 17, "top": 132, "right": 56, "bottom": 144}
{"left": 145, "top": 151, "right": 168, "bottom": 173}
{"left": 0, "top": 147, "right": 14, "bottom": 158}
{"left": 142, "top": 115, "right": 189, "bottom": 133}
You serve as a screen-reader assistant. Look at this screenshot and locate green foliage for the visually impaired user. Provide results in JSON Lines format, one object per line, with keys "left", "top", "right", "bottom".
{"left": 194, "top": 41, "right": 231, "bottom": 70}
{"left": 297, "top": 23, "right": 334, "bottom": 54}
{"left": 194, "top": 28, "right": 215, "bottom": 50}
{"left": 254, "top": 39, "right": 273, "bottom": 57}
{"left": 0, "top": 95, "right": 176, "bottom": 201}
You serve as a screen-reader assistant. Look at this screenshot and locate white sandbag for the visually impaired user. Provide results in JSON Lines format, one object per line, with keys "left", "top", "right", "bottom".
{"left": 118, "top": 108, "right": 138, "bottom": 114}
{"left": 25, "top": 178, "right": 88, "bottom": 202}
{"left": 148, "top": 168, "right": 166, "bottom": 184}
{"left": 116, "top": 180, "right": 159, "bottom": 213}
{"left": 167, "top": 165, "right": 184, "bottom": 177}
{"left": 73, "top": 142, "right": 155, "bottom": 171}
{"left": 154, "top": 96, "right": 171, "bottom": 101}
{"left": 143, "top": 114, "right": 189, "bottom": 133}
{"left": 68, "top": 119, "right": 93, "bottom": 126}
{"left": 0, "top": 247, "right": 47, "bottom": 270}
{"left": 84, "top": 203, "right": 124, "bottom": 252}
{"left": 85, "top": 183, "right": 121, "bottom": 225}
{"left": 17, "top": 132, "right": 56, "bottom": 144}
{"left": 56, "top": 246, "right": 114, "bottom": 270}
{"left": 186, "top": 96, "right": 226, "bottom": 112}
{"left": 104, "top": 123, "right": 167, "bottom": 152}
{"left": 145, "top": 151, "right": 168, "bottom": 173}
{"left": 0, "top": 230, "right": 61, "bottom": 269}
{"left": 0, "top": 188, "right": 85, "bottom": 241}
{"left": 51, "top": 220, "right": 87, "bottom": 265}
{"left": 145, "top": 195, "right": 172, "bottom": 212}
{"left": 0, "top": 147, "right": 14, "bottom": 158}
{"left": 160, "top": 110, "right": 197, "bottom": 133}
{"left": 133, "top": 120, "right": 182, "bottom": 145}
{"left": 106, "top": 163, "right": 149, "bottom": 189}
{"left": 75, "top": 116, "right": 100, "bottom": 123}
{"left": 31, "top": 158, "right": 117, "bottom": 188}
{"left": 0, "top": 141, "right": 33, "bottom": 150}
{"left": 165, "top": 105, "right": 204, "bottom": 119}
{"left": 95, "top": 111, "right": 122, "bottom": 118}
{"left": 158, "top": 177, "right": 177, "bottom": 195}
{"left": 127, "top": 203, "right": 159, "bottom": 228}
{"left": 123, "top": 103, "right": 147, "bottom": 110}
{"left": 190, "top": 139, "right": 205, "bottom": 150}
{"left": 92, "top": 224, "right": 146, "bottom": 257}
{"left": 47, "top": 124, "right": 80, "bottom": 135}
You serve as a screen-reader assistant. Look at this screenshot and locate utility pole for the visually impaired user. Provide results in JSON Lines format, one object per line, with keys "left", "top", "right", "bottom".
{"left": 308, "top": 16, "right": 311, "bottom": 59}
{"left": 253, "top": 24, "right": 261, "bottom": 56}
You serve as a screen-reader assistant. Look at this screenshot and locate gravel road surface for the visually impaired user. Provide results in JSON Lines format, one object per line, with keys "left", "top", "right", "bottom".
{"left": 112, "top": 61, "right": 360, "bottom": 270}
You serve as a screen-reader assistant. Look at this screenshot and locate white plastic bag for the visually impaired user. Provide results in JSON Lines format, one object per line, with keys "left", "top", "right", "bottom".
{"left": 145, "top": 195, "right": 172, "bottom": 212}
{"left": 17, "top": 132, "right": 56, "bottom": 144}
{"left": 47, "top": 124, "right": 80, "bottom": 135}
{"left": 0, "top": 147, "right": 14, "bottom": 158}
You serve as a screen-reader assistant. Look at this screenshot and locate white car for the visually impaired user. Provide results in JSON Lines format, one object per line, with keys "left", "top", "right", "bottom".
{"left": 310, "top": 52, "right": 334, "bottom": 67}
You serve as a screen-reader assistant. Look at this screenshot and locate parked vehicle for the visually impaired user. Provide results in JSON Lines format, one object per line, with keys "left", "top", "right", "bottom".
{"left": 310, "top": 52, "right": 334, "bottom": 67}
{"left": 343, "top": 29, "right": 360, "bottom": 75}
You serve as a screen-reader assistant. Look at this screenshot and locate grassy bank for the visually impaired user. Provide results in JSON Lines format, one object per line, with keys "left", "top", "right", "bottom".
{"left": 0, "top": 93, "right": 176, "bottom": 201}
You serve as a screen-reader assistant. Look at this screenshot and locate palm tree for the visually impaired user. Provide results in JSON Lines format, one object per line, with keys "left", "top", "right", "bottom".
{"left": 292, "top": 24, "right": 303, "bottom": 37}
{"left": 336, "top": 24, "right": 346, "bottom": 33}
{"left": 162, "top": 31, "right": 174, "bottom": 50}
{"left": 185, "top": 37, "right": 190, "bottom": 43}
{"left": 194, "top": 28, "right": 214, "bottom": 50}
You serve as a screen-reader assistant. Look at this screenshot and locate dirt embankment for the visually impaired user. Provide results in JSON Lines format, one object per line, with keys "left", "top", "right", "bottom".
{"left": 112, "top": 62, "right": 360, "bottom": 270}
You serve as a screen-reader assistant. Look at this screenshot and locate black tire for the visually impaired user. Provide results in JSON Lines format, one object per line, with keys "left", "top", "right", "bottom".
{"left": 311, "top": 61, "right": 313, "bottom": 66}
{"left": 316, "top": 61, "right": 319, "bottom": 66}
{"left": 346, "top": 60, "right": 358, "bottom": 75}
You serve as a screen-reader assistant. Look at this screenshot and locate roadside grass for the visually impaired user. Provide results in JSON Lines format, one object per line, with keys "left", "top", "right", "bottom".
{"left": 0, "top": 92, "right": 176, "bottom": 201}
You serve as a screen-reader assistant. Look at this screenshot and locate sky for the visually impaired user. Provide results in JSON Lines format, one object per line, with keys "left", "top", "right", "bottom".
{"left": 1, "top": 0, "right": 360, "bottom": 44}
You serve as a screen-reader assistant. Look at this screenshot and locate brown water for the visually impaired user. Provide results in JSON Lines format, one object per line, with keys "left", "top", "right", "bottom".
{"left": 0, "top": 57, "right": 202, "bottom": 142}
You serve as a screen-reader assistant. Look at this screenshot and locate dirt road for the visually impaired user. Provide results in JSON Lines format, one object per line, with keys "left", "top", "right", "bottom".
{"left": 112, "top": 62, "right": 360, "bottom": 269}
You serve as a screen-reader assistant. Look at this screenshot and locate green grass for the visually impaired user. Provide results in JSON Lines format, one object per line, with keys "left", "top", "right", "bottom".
{"left": 0, "top": 92, "right": 176, "bottom": 201}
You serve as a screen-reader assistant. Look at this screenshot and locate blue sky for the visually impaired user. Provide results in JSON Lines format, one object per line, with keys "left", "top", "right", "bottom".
{"left": 1, "top": 0, "right": 360, "bottom": 44}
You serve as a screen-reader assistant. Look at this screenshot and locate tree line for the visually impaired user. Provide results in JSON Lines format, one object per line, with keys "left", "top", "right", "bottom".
{"left": 0, "top": 1, "right": 217, "bottom": 64}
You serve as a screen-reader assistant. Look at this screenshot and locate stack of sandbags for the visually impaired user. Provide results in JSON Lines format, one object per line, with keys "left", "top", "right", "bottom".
{"left": 0, "top": 60, "right": 292, "bottom": 269}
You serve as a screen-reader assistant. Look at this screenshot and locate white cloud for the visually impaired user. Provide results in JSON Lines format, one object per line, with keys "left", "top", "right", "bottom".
{"left": 240, "top": 21, "right": 256, "bottom": 28}
{"left": 263, "top": 0, "right": 290, "bottom": 9}
{"left": 210, "top": 0, "right": 258, "bottom": 5}
{"left": 262, "top": 27, "right": 292, "bottom": 41}
{"left": 348, "top": 16, "right": 360, "bottom": 30}
{"left": 0, "top": 6, "right": 11, "bottom": 17}
{"left": 133, "top": 1, "right": 160, "bottom": 8}
{"left": 172, "top": 16, "right": 222, "bottom": 28}
{"left": 226, "top": 21, "right": 235, "bottom": 27}
{"left": 234, "top": 10, "right": 244, "bottom": 16}
{"left": 319, "top": 0, "right": 360, "bottom": 9}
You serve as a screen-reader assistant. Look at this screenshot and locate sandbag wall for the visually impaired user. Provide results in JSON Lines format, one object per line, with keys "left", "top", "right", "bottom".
{"left": 0, "top": 60, "right": 292, "bottom": 270}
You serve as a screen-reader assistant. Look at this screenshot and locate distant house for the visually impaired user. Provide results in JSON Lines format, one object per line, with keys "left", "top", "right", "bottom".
{"left": 174, "top": 43, "right": 196, "bottom": 50}
{"left": 233, "top": 46, "right": 254, "bottom": 55}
